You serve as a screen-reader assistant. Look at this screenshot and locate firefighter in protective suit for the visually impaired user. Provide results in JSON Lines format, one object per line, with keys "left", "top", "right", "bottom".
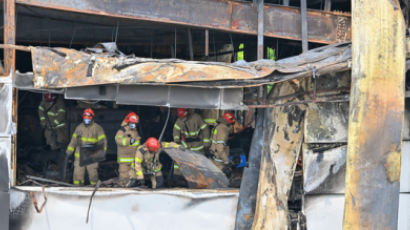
{"left": 38, "top": 93, "right": 68, "bottom": 150}
{"left": 66, "top": 108, "right": 107, "bottom": 185}
{"left": 202, "top": 109, "right": 219, "bottom": 126}
{"left": 173, "top": 108, "right": 210, "bottom": 153}
{"left": 115, "top": 112, "right": 141, "bottom": 186}
{"left": 131, "top": 137, "right": 163, "bottom": 189}
{"left": 209, "top": 112, "right": 235, "bottom": 175}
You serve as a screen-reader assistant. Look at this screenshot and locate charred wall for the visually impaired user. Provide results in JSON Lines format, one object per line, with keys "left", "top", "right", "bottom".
{"left": 0, "top": 79, "right": 13, "bottom": 230}
{"left": 303, "top": 71, "right": 410, "bottom": 229}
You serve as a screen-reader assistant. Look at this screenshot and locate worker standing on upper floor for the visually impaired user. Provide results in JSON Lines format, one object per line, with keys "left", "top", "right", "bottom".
{"left": 132, "top": 137, "right": 163, "bottom": 189}
{"left": 209, "top": 112, "right": 235, "bottom": 176}
{"left": 38, "top": 93, "right": 68, "bottom": 150}
{"left": 173, "top": 108, "right": 210, "bottom": 153}
{"left": 115, "top": 112, "right": 141, "bottom": 186}
{"left": 66, "top": 108, "right": 107, "bottom": 186}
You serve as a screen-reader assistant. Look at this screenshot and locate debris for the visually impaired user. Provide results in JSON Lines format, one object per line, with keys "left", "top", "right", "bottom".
{"left": 26, "top": 175, "right": 72, "bottom": 187}
{"left": 162, "top": 148, "right": 229, "bottom": 189}
{"left": 29, "top": 186, "right": 47, "bottom": 213}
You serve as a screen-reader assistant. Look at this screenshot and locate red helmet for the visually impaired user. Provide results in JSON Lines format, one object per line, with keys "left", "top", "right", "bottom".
{"left": 146, "top": 137, "right": 160, "bottom": 152}
{"left": 223, "top": 112, "right": 235, "bottom": 124}
{"left": 177, "top": 108, "right": 188, "bottom": 118}
{"left": 44, "top": 93, "right": 56, "bottom": 102}
{"left": 125, "top": 112, "right": 139, "bottom": 124}
{"left": 83, "top": 108, "right": 95, "bottom": 119}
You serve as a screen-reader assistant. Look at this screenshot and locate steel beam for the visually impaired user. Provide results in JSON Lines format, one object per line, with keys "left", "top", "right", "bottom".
{"left": 300, "top": 0, "right": 308, "bottom": 52}
{"left": 257, "top": 0, "right": 264, "bottom": 60}
{"left": 4, "top": 0, "right": 15, "bottom": 76}
{"left": 187, "top": 28, "right": 194, "bottom": 60}
{"left": 15, "top": 0, "right": 351, "bottom": 44}
{"left": 343, "top": 0, "right": 405, "bottom": 229}
{"left": 324, "top": 0, "right": 332, "bottom": 11}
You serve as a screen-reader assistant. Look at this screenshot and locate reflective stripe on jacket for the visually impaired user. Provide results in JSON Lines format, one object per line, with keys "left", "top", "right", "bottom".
{"left": 173, "top": 113, "right": 210, "bottom": 151}
{"left": 115, "top": 121, "right": 141, "bottom": 163}
{"left": 38, "top": 96, "right": 66, "bottom": 130}
{"left": 210, "top": 119, "right": 233, "bottom": 163}
{"left": 134, "top": 145, "right": 162, "bottom": 180}
{"left": 66, "top": 121, "right": 107, "bottom": 158}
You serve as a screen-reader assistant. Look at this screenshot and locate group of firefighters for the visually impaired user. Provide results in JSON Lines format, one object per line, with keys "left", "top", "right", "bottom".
{"left": 38, "top": 93, "right": 238, "bottom": 188}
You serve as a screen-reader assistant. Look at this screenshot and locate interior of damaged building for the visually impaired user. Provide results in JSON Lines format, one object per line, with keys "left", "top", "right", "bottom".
{"left": 1, "top": 0, "right": 409, "bottom": 230}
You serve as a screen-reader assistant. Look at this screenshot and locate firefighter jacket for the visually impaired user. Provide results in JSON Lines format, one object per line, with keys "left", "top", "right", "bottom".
{"left": 38, "top": 96, "right": 66, "bottom": 130}
{"left": 202, "top": 109, "right": 219, "bottom": 126}
{"left": 210, "top": 118, "right": 233, "bottom": 164}
{"left": 115, "top": 121, "right": 141, "bottom": 164}
{"left": 134, "top": 145, "right": 162, "bottom": 180}
{"left": 66, "top": 121, "right": 107, "bottom": 159}
{"left": 162, "top": 142, "right": 182, "bottom": 171}
{"left": 173, "top": 113, "right": 210, "bottom": 151}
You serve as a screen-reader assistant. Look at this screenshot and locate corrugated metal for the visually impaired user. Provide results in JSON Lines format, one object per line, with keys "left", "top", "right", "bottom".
{"left": 10, "top": 187, "right": 239, "bottom": 230}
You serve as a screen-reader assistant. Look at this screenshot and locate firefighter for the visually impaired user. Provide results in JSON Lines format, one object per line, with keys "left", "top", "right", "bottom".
{"left": 66, "top": 108, "right": 107, "bottom": 185}
{"left": 209, "top": 112, "right": 235, "bottom": 175}
{"left": 132, "top": 137, "right": 163, "bottom": 189}
{"left": 38, "top": 93, "right": 68, "bottom": 150}
{"left": 202, "top": 109, "right": 219, "bottom": 127}
{"left": 115, "top": 112, "right": 141, "bottom": 186}
{"left": 173, "top": 108, "right": 210, "bottom": 153}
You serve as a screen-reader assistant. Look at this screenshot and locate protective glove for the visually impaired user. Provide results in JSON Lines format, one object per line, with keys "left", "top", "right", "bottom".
{"left": 136, "top": 179, "right": 145, "bottom": 187}
{"left": 126, "top": 179, "right": 137, "bottom": 188}
{"left": 205, "top": 151, "right": 214, "bottom": 159}
{"left": 222, "top": 165, "right": 232, "bottom": 177}
{"left": 155, "top": 176, "right": 164, "bottom": 188}
{"left": 127, "top": 179, "right": 145, "bottom": 188}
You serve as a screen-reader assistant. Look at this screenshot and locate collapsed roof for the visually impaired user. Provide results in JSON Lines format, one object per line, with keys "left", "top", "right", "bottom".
{"left": 14, "top": 42, "right": 351, "bottom": 109}
{"left": 29, "top": 42, "right": 351, "bottom": 88}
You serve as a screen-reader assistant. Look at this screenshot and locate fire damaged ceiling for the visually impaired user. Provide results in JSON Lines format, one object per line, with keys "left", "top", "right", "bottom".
{"left": 28, "top": 42, "right": 351, "bottom": 89}
{"left": 10, "top": 41, "right": 353, "bottom": 109}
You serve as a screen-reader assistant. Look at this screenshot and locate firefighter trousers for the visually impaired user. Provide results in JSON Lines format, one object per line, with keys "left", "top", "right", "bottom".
{"left": 45, "top": 128, "right": 68, "bottom": 150}
{"left": 118, "top": 163, "right": 137, "bottom": 185}
{"left": 73, "top": 158, "right": 99, "bottom": 185}
{"left": 148, "top": 171, "right": 163, "bottom": 189}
